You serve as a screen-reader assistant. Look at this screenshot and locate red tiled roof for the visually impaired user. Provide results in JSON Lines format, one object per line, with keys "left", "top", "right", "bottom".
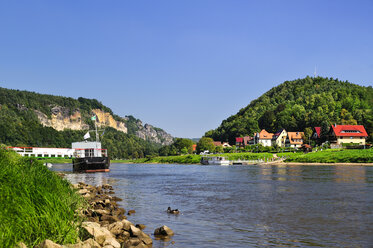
{"left": 314, "top": 127, "right": 321, "bottom": 138}
{"left": 236, "top": 137, "right": 243, "bottom": 143}
{"left": 287, "top": 132, "right": 304, "bottom": 144}
{"left": 331, "top": 125, "right": 368, "bottom": 137}
{"left": 213, "top": 141, "right": 222, "bottom": 146}
{"left": 259, "top": 129, "right": 273, "bottom": 140}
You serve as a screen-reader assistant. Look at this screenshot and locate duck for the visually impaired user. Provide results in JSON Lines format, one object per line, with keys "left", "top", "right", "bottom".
{"left": 167, "top": 207, "right": 180, "bottom": 214}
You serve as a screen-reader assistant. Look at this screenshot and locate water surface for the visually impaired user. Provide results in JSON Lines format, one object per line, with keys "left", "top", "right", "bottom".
{"left": 53, "top": 163, "right": 373, "bottom": 248}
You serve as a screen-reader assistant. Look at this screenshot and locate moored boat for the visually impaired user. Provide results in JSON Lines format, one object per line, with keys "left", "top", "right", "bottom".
{"left": 201, "top": 156, "right": 230, "bottom": 166}
{"left": 72, "top": 141, "right": 110, "bottom": 172}
{"left": 72, "top": 115, "right": 110, "bottom": 173}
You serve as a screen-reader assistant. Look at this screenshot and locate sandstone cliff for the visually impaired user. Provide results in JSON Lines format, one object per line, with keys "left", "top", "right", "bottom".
{"left": 92, "top": 109, "right": 127, "bottom": 133}
{"left": 34, "top": 106, "right": 89, "bottom": 131}
{"left": 34, "top": 105, "right": 173, "bottom": 145}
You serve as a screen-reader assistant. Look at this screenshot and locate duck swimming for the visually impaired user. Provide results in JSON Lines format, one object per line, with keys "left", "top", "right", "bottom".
{"left": 167, "top": 207, "right": 180, "bottom": 214}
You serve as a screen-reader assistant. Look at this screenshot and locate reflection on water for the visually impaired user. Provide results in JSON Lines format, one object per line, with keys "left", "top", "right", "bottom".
{"left": 51, "top": 163, "right": 373, "bottom": 248}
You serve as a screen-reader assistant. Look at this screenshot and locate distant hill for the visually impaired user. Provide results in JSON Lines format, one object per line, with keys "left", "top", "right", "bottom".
{"left": 0, "top": 87, "right": 174, "bottom": 159}
{"left": 205, "top": 77, "right": 373, "bottom": 144}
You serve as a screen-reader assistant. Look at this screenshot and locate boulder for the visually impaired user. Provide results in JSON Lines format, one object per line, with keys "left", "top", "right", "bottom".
{"left": 129, "top": 225, "right": 142, "bottom": 237}
{"left": 135, "top": 224, "right": 146, "bottom": 230}
{"left": 121, "top": 219, "right": 133, "bottom": 231}
{"left": 100, "top": 214, "right": 120, "bottom": 223}
{"left": 36, "top": 240, "right": 62, "bottom": 248}
{"left": 78, "top": 189, "right": 88, "bottom": 195}
{"left": 82, "top": 221, "right": 114, "bottom": 240}
{"left": 154, "top": 225, "right": 174, "bottom": 237}
{"left": 16, "top": 242, "right": 27, "bottom": 248}
{"left": 138, "top": 232, "right": 152, "bottom": 245}
{"left": 127, "top": 210, "right": 136, "bottom": 215}
{"left": 102, "top": 237, "right": 120, "bottom": 248}
{"left": 108, "top": 221, "right": 124, "bottom": 235}
{"left": 82, "top": 238, "right": 101, "bottom": 248}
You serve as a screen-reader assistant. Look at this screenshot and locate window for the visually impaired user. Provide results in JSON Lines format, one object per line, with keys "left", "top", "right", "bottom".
{"left": 57, "top": 155, "right": 62, "bottom": 158}
{"left": 51, "top": 155, "right": 55, "bottom": 157}
{"left": 38, "top": 154, "right": 42, "bottom": 157}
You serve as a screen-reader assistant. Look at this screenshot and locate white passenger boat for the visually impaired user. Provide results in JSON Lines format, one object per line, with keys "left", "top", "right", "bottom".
{"left": 200, "top": 156, "right": 230, "bottom": 166}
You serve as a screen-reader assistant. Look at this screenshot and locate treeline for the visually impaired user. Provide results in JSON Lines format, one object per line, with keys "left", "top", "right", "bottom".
{"left": 205, "top": 77, "right": 373, "bottom": 143}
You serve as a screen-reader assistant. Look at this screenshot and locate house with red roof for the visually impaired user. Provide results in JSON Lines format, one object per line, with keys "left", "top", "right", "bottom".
{"left": 312, "top": 127, "right": 321, "bottom": 139}
{"left": 285, "top": 132, "right": 304, "bottom": 148}
{"left": 214, "top": 141, "right": 231, "bottom": 148}
{"left": 235, "top": 136, "right": 253, "bottom": 147}
{"left": 328, "top": 124, "right": 368, "bottom": 146}
{"left": 254, "top": 129, "right": 274, "bottom": 147}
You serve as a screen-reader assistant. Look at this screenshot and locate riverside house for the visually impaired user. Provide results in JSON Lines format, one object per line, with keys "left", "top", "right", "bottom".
{"left": 254, "top": 129, "right": 274, "bottom": 147}
{"left": 271, "top": 129, "right": 287, "bottom": 147}
{"left": 328, "top": 124, "right": 368, "bottom": 147}
{"left": 235, "top": 136, "right": 253, "bottom": 147}
{"left": 285, "top": 132, "right": 304, "bottom": 148}
{"left": 214, "top": 141, "right": 231, "bottom": 148}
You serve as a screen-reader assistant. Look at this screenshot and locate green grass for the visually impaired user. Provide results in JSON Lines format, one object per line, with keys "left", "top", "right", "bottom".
{"left": 0, "top": 149, "right": 84, "bottom": 247}
{"left": 121, "top": 152, "right": 275, "bottom": 164}
{"left": 120, "top": 149, "right": 373, "bottom": 164}
{"left": 285, "top": 149, "right": 373, "bottom": 163}
{"left": 37, "top": 158, "right": 72, "bottom": 164}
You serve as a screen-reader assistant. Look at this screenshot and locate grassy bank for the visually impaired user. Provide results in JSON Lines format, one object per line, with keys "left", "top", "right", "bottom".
{"left": 119, "top": 152, "right": 275, "bottom": 164}
{"left": 38, "top": 158, "right": 72, "bottom": 164}
{"left": 0, "top": 150, "right": 84, "bottom": 247}
{"left": 117, "top": 149, "right": 373, "bottom": 164}
{"left": 285, "top": 149, "right": 373, "bottom": 163}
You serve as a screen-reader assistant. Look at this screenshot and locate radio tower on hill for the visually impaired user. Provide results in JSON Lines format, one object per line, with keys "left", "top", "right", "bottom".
{"left": 314, "top": 66, "right": 317, "bottom": 78}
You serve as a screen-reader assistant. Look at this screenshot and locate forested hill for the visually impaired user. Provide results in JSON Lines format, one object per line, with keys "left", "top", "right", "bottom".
{"left": 205, "top": 77, "right": 373, "bottom": 143}
{"left": 0, "top": 87, "right": 174, "bottom": 159}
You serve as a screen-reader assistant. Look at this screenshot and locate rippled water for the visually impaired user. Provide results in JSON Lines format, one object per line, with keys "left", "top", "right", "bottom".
{"left": 52, "top": 163, "right": 373, "bottom": 248}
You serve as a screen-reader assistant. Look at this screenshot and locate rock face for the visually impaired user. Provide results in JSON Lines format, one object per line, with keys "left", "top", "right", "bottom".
{"left": 135, "top": 122, "right": 173, "bottom": 146}
{"left": 33, "top": 105, "right": 173, "bottom": 145}
{"left": 35, "top": 108, "right": 89, "bottom": 131}
{"left": 92, "top": 109, "right": 127, "bottom": 134}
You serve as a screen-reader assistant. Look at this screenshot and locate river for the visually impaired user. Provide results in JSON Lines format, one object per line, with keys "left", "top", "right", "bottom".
{"left": 52, "top": 163, "right": 373, "bottom": 248}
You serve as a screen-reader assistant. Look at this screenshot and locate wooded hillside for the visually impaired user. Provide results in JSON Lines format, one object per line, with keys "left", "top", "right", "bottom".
{"left": 0, "top": 87, "right": 166, "bottom": 159}
{"left": 205, "top": 77, "right": 373, "bottom": 143}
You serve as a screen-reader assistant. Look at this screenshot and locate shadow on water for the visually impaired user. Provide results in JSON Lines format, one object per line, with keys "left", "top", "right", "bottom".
{"left": 51, "top": 163, "right": 373, "bottom": 248}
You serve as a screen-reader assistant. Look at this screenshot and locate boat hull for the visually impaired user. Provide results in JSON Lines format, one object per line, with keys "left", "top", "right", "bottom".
{"left": 72, "top": 157, "right": 110, "bottom": 173}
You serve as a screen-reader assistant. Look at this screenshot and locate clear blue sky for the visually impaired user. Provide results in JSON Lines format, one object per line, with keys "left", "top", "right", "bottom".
{"left": 0, "top": 1, "right": 372, "bottom": 138}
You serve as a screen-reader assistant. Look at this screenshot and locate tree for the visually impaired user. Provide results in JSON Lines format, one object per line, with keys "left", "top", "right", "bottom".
{"left": 196, "top": 137, "right": 215, "bottom": 154}
{"left": 173, "top": 138, "right": 194, "bottom": 154}
{"left": 303, "top": 127, "right": 313, "bottom": 145}
{"left": 215, "top": 146, "right": 224, "bottom": 153}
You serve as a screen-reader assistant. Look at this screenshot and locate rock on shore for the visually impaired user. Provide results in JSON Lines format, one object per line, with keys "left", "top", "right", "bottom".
{"left": 35, "top": 182, "right": 169, "bottom": 248}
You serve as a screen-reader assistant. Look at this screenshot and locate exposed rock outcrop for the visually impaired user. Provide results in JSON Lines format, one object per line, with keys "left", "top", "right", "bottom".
{"left": 35, "top": 108, "right": 89, "bottom": 131}
{"left": 92, "top": 109, "right": 127, "bottom": 134}
{"left": 135, "top": 122, "right": 173, "bottom": 146}
{"left": 33, "top": 105, "right": 173, "bottom": 145}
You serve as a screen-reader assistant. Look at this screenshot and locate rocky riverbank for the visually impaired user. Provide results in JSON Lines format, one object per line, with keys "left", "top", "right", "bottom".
{"left": 27, "top": 182, "right": 174, "bottom": 248}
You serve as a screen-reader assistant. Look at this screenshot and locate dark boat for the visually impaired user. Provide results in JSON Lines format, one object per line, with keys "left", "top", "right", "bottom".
{"left": 72, "top": 115, "right": 110, "bottom": 173}
{"left": 72, "top": 151, "right": 110, "bottom": 172}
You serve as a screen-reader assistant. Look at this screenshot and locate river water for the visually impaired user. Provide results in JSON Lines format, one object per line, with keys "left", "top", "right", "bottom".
{"left": 53, "top": 163, "right": 373, "bottom": 248}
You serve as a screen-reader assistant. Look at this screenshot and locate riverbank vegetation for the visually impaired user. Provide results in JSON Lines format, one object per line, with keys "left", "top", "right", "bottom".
{"left": 120, "top": 149, "right": 373, "bottom": 164}
{"left": 285, "top": 149, "right": 373, "bottom": 163}
{"left": 0, "top": 149, "right": 84, "bottom": 247}
{"left": 122, "top": 152, "right": 276, "bottom": 164}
